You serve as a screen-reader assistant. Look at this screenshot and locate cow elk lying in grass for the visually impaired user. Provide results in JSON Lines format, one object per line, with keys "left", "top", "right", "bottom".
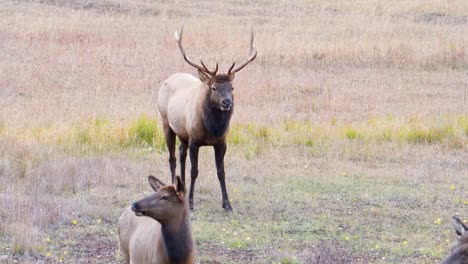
{"left": 158, "top": 26, "right": 257, "bottom": 212}
{"left": 442, "top": 216, "right": 468, "bottom": 264}
{"left": 118, "top": 176, "right": 194, "bottom": 264}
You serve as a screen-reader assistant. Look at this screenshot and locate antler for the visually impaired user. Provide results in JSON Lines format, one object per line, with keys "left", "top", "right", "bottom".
{"left": 228, "top": 28, "right": 258, "bottom": 75}
{"left": 175, "top": 25, "right": 218, "bottom": 76}
{"left": 200, "top": 58, "right": 218, "bottom": 76}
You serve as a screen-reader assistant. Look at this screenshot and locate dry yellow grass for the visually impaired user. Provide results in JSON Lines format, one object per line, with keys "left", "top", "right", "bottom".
{"left": 0, "top": 0, "right": 467, "bottom": 263}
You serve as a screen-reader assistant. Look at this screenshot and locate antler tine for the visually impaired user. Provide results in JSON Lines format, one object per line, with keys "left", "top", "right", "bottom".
{"left": 200, "top": 58, "right": 218, "bottom": 76}
{"left": 175, "top": 25, "right": 212, "bottom": 75}
{"left": 227, "top": 60, "right": 236, "bottom": 75}
{"left": 229, "top": 27, "right": 258, "bottom": 74}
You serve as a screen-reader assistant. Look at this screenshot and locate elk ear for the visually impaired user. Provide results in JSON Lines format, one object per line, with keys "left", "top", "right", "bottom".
{"left": 148, "top": 175, "right": 166, "bottom": 192}
{"left": 174, "top": 176, "right": 186, "bottom": 197}
{"left": 452, "top": 216, "right": 468, "bottom": 236}
{"left": 198, "top": 70, "right": 211, "bottom": 85}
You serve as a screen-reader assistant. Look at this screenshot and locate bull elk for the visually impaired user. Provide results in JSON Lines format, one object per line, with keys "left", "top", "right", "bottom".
{"left": 157, "top": 26, "right": 257, "bottom": 211}
{"left": 443, "top": 216, "right": 468, "bottom": 264}
{"left": 118, "top": 176, "right": 195, "bottom": 264}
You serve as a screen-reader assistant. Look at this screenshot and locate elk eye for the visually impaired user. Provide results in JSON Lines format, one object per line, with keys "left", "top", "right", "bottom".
{"left": 212, "top": 86, "right": 216, "bottom": 91}
{"left": 161, "top": 195, "right": 168, "bottom": 201}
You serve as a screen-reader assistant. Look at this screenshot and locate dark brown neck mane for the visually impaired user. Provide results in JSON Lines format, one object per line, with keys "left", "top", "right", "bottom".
{"left": 160, "top": 209, "right": 194, "bottom": 264}
{"left": 201, "top": 89, "right": 233, "bottom": 139}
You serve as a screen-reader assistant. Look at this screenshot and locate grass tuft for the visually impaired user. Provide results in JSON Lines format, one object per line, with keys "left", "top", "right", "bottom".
{"left": 6, "top": 223, "right": 42, "bottom": 255}
{"left": 52, "top": 115, "right": 167, "bottom": 153}
{"left": 128, "top": 115, "right": 165, "bottom": 150}
{"left": 345, "top": 127, "right": 361, "bottom": 140}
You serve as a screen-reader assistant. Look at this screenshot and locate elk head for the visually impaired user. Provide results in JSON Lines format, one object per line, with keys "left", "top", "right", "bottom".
{"left": 131, "top": 175, "right": 186, "bottom": 224}
{"left": 175, "top": 25, "right": 257, "bottom": 112}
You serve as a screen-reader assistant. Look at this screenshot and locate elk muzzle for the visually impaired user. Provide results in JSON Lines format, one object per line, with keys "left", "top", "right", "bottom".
{"left": 221, "top": 97, "right": 232, "bottom": 111}
{"left": 131, "top": 202, "right": 145, "bottom": 216}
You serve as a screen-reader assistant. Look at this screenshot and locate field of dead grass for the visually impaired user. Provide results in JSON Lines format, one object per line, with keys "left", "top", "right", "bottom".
{"left": 0, "top": 0, "right": 467, "bottom": 263}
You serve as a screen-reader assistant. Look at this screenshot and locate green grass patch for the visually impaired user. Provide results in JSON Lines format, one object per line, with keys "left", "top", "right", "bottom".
{"left": 404, "top": 127, "right": 447, "bottom": 144}
{"left": 28, "top": 114, "right": 168, "bottom": 154}
{"left": 345, "top": 127, "right": 361, "bottom": 140}
{"left": 128, "top": 115, "right": 165, "bottom": 149}
{"left": 1, "top": 115, "right": 466, "bottom": 156}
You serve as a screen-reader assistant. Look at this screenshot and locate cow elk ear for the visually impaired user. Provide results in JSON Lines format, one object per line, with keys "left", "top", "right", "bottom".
{"left": 148, "top": 175, "right": 166, "bottom": 192}
{"left": 198, "top": 70, "right": 211, "bottom": 85}
{"left": 452, "top": 216, "right": 468, "bottom": 236}
{"left": 175, "top": 176, "right": 186, "bottom": 199}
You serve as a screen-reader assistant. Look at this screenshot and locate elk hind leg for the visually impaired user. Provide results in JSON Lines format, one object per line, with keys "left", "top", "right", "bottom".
{"left": 188, "top": 142, "right": 199, "bottom": 210}
{"left": 163, "top": 124, "right": 177, "bottom": 183}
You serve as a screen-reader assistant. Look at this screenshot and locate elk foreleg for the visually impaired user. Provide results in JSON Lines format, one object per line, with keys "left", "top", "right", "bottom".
{"left": 214, "top": 142, "right": 232, "bottom": 212}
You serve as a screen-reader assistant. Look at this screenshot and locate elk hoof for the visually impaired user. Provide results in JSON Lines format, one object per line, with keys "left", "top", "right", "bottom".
{"left": 189, "top": 199, "right": 194, "bottom": 211}
{"left": 222, "top": 202, "right": 233, "bottom": 212}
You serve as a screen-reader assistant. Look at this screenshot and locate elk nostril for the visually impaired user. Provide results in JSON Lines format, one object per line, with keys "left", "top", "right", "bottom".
{"left": 222, "top": 98, "right": 232, "bottom": 106}
{"left": 131, "top": 202, "right": 138, "bottom": 211}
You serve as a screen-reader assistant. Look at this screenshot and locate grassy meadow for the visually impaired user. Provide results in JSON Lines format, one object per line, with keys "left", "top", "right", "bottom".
{"left": 1, "top": 0, "right": 467, "bottom": 263}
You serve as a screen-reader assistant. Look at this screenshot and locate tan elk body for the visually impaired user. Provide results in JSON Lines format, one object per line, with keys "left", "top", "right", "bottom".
{"left": 158, "top": 73, "right": 211, "bottom": 143}
{"left": 118, "top": 176, "right": 194, "bottom": 264}
{"left": 443, "top": 216, "right": 468, "bottom": 264}
{"left": 157, "top": 26, "right": 257, "bottom": 211}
